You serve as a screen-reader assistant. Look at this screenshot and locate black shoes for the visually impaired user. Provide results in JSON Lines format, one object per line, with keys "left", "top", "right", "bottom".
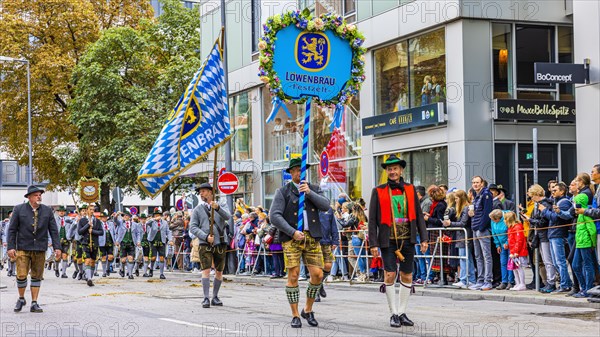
{"left": 314, "top": 294, "right": 321, "bottom": 302}
{"left": 94, "top": 272, "right": 99, "bottom": 277}
{"left": 128, "top": 275, "right": 134, "bottom": 280}
{"left": 390, "top": 315, "right": 402, "bottom": 328}
{"left": 55, "top": 270, "right": 60, "bottom": 278}
{"left": 291, "top": 317, "right": 302, "bottom": 328}
{"left": 211, "top": 297, "right": 223, "bottom": 306}
{"left": 319, "top": 285, "right": 327, "bottom": 298}
{"left": 30, "top": 302, "right": 43, "bottom": 313}
{"left": 119, "top": 270, "right": 125, "bottom": 278}
{"left": 61, "top": 274, "right": 68, "bottom": 279}
{"left": 102, "top": 273, "right": 107, "bottom": 278}
{"left": 72, "top": 271, "right": 78, "bottom": 279}
{"left": 135, "top": 269, "right": 139, "bottom": 277}
{"left": 160, "top": 274, "right": 166, "bottom": 280}
{"left": 14, "top": 298, "right": 26, "bottom": 312}
{"left": 149, "top": 270, "right": 154, "bottom": 277}
{"left": 397, "top": 313, "right": 414, "bottom": 326}
{"left": 76, "top": 272, "right": 83, "bottom": 281}
{"left": 87, "top": 279, "right": 94, "bottom": 287}
{"left": 202, "top": 298, "right": 210, "bottom": 308}
{"left": 143, "top": 273, "right": 149, "bottom": 277}
{"left": 301, "top": 309, "right": 318, "bottom": 327}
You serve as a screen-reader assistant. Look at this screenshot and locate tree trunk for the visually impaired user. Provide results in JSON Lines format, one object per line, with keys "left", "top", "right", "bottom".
{"left": 162, "top": 186, "right": 173, "bottom": 212}
{"left": 100, "top": 181, "right": 111, "bottom": 212}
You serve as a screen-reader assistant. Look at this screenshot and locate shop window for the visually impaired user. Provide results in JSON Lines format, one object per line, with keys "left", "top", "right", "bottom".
{"left": 309, "top": 158, "right": 362, "bottom": 203}
{"left": 494, "top": 144, "right": 516, "bottom": 200}
{"left": 518, "top": 144, "right": 558, "bottom": 169}
{"left": 229, "top": 91, "right": 253, "bottom": 161}
{"left": 516, "top": 25, "right": 554, "bottom": 89}
{"left": 560, "top": 144, "right": 577, "bottom": 183}
{"left": 492, "top": 23, "right": 513, "bottom": 99}
{"left": 262, "top": 169, "right": 284, "bottom": 210}
{"left": 409, "top": 29, "right": 446, "bottom": 107}
{"left": 375, "top": 147, "right": 448, "bottom": 187}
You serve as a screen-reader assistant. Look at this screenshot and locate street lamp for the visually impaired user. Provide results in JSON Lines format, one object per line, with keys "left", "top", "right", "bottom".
{"left": 0, "top": 56, "right": 32, "bottom": 186}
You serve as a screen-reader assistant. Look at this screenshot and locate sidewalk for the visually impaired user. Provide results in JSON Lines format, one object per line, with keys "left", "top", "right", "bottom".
{"left": 169, "top": 270, "right": 600, "bottom": 310}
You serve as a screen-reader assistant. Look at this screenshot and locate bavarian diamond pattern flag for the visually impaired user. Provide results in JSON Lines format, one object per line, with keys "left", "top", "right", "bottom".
{"left": 137, "top": 40, "right": 231, "bottom": 198}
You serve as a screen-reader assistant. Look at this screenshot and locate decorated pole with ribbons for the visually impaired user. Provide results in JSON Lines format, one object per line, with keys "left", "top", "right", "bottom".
{"left": 259, "top": 9, "right": 365, "bottom": 231}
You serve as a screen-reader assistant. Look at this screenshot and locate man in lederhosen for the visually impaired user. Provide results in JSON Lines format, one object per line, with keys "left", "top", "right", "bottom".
{"left": 7, "top": 185, "right": 61, "bottom": 313}
{"left": 115, "top": 209, "right": 140, "bottom": 279}
{"left": 189, "top": 183, "right": 231, "bottom": 308}
{"left": 271, "top": 158, "right": 331, "bottom": 328}
{"left": 67, "top": 204, "right": 87, "bottom": 280}
{"left": 368, "top": 155, "right": 428, "bottom": 328}
{"left": 137, "top": 213, "right": 153, "bottom": 277}
{"left": 78, "top": 204, "right": 103, "bottom": 286}
{"left": 147, "top": 207, "right": 173, "bottom": 279}
{"left": 54, "top": 206, "right": 73, "bottom": 278}
{"left": 98, "top": 210, "right": 116, "bottom": 277}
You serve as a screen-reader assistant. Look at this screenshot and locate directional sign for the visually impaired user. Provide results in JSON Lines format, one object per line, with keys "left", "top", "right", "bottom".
{"left": 320, "top": 150, "right": 329, "bottom": 177}
{"left": 217, "top": 172, "right": 239, "bottom": 195}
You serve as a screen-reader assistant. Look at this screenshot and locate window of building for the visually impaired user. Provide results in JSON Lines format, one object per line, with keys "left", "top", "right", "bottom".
{"left": 492, "top": 23, "right": 513, "bottom": 99}
{"left": 229, "top": 91, "right": 253, "bottom": 161}
{"left": 516, "top": 25, "right": 554, "bottom": 89}
{"left": 309, "top": 158, "right": 362, "bottom": 202}
{"left": 251, "top": 0, "right": 261, "bottom": 53}
{"left": 262, "top": 168, "right": 284, "bottom": 210}
{"left": 409, "top": 29, "right": 446, "bottom": 107}
{"left": 374, "top": 28, "right": 445, "bottom": 115}
{"left": 1, "top": 161, "right": 19, "bottom": 184}
{"left": 375, "top": 147, "right": 448, "bottom": 187}
{"left": 558, "top": 26, "right": 574, "bottom": 100}
{"left": 262, "top": 88, "right": 303, "bottom": 163}
{"left": 343, "top": 0, "right": 357, "bottom": 23}
{"left": 310, "top": 94, "right": 361, "bottom": 163}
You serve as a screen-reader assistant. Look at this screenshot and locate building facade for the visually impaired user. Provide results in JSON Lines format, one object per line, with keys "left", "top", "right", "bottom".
{"left": 199, "top": 0, "right": 597, "bottom": 208}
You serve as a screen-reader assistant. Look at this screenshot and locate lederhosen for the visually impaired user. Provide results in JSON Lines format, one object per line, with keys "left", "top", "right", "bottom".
{"left": 99, "top": 222, "right": 114, "bottom": 257}
{"left": 140, "top": 223, "right": 151, "bottom": 258}
{"left": 151, "top": 223, "right": 166, "bottom": 258}
{"left": 58, "top": 217, "right": 70, "bottom": 254}
{"left": 120, "top": 222, "right": 135, "bottom": 258}
{"left": 379, "top": 186, "right": 416, "bottom": 274}
{"left": 198, "top": 205, "right": 227, "bottom": 272}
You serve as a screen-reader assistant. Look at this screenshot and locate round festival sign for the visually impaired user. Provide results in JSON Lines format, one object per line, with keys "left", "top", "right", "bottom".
{"left": 259, "top": 9, "right": 365, "bottom": 113}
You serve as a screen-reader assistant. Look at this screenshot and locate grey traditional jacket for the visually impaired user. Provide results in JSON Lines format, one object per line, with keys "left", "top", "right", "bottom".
{"left": 98, "top": 220, "right": 117, "bottom": 247}
{"left": 189, "top": 200, "right": 230, "bottom": 246}
{"left": 7, "top": 203, "right": 60, "bottom": 252}
{"left": 147, "top": 218, "right": 173, "bottom": 244}
{"left": 270, "top": 182, "right": 330, "bottom": 242}
{"left": 67, "top": 216, "right": 82, "bottom": 241}
{"left": 114, "top": 217, "right": 141, "bottom": 245}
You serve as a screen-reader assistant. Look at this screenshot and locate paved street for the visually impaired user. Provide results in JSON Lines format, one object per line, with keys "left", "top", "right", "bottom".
{"left": 1, "top": 267, "right": 599, "bottom": 337}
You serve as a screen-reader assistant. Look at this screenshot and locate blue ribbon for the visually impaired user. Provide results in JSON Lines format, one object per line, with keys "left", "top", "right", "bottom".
{"left": 265, "top": 96, "right": 292, "bottom": 123}
{"left": 329, "top": 103, "right": 345, "bottom": 132}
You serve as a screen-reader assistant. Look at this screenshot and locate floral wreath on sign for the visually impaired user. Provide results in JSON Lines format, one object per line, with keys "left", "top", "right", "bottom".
{"left": 258, "top": 9, "right": 366, "bottom": 107}
{"left": 77, "top": 177, "right": 102, "bottom": 203}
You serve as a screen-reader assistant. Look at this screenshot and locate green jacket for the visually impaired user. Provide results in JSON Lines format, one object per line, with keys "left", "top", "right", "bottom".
{"left": 574, "top": 194, "right": 597, "bottom": 248}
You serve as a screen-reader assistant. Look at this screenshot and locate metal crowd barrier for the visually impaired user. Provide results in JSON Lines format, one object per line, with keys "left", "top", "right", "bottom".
{"left": 414, "top": 227, "right": 469, "bottom": 289}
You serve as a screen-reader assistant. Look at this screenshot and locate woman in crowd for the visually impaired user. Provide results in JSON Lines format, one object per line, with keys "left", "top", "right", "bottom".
{"left": 443, "top": 190, "right": 476, "bottom": 288}
{"left": 424, "top": 185, "right": 447, "bottom": 284}
{"left": 350, "top": 203, "right": 369, "bottom": 282}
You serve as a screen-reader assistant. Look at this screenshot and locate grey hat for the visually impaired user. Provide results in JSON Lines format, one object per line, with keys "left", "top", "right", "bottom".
{"left": 24, "top": 185, "right": 45, "bottom": 198}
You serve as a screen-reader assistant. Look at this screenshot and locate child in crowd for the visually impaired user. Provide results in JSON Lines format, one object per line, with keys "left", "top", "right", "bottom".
{"left": 243, "top": 234, "right": 257, "bottom": 275}
{"left": 272, "top": 117, "right": 284, "bottom": 136}
{"left": 490, "top": 209, "right": 515, "bottom": 290}
{"left": 505, "top": 211, "right": 528, "bottom": 291}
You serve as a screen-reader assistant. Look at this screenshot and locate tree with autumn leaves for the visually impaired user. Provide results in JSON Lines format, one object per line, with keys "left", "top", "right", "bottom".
{"left": 0, "top": 0, "right": 202, "bottom": 210}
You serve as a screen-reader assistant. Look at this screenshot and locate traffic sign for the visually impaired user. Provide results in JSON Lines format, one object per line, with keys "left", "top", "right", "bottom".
{"left": 129, "top": 206, "right": 138, "bottom": 215}
{"left": 176, "top": 198, "right": 184, "bottom": 211}
{"left": 217, "top": 172, "right": 239, "bottom": 195}
{"left": 320, "top": 150, "right": 329, "bottom": 177}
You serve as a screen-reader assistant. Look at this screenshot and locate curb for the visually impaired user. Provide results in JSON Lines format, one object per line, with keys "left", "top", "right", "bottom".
{"left": 197, "top": 273, "right": 600, "bottom": 310}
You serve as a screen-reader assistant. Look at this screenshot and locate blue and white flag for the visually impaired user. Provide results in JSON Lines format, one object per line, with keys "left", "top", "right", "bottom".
{"left": 137, "top": 41, "right": 231, "bottom": 198}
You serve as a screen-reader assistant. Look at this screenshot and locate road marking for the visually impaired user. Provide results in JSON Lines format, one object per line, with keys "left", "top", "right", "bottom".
{"left": 159, "top": 318, "right": 240, "bottom": 333}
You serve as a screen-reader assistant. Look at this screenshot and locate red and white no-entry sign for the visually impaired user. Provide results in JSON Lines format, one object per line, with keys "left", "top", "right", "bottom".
{"left": 217, "top": 172, "right": 239, "bottom": 195}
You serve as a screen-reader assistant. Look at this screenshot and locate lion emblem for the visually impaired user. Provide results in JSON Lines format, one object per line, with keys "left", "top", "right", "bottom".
{"left": 301, "top": 37, "right": 326, "bottom": 66}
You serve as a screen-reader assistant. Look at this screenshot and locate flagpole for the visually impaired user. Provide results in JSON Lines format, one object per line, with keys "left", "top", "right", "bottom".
{"left": 210, "top": 149, "right": 218, "bottom": 246}
{"left": 220, "top": 0, "right": 234, "bottom": 225}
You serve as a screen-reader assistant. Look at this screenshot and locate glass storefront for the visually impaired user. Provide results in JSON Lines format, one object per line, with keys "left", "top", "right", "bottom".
{"left": 374, "top": 147, "right": 448, "bottom": 188}
{"left": 374, "top": 28, "right": 446, "bottom": 115}
{"left": 262, "top": 88, "right": 303, "bottom": 163}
